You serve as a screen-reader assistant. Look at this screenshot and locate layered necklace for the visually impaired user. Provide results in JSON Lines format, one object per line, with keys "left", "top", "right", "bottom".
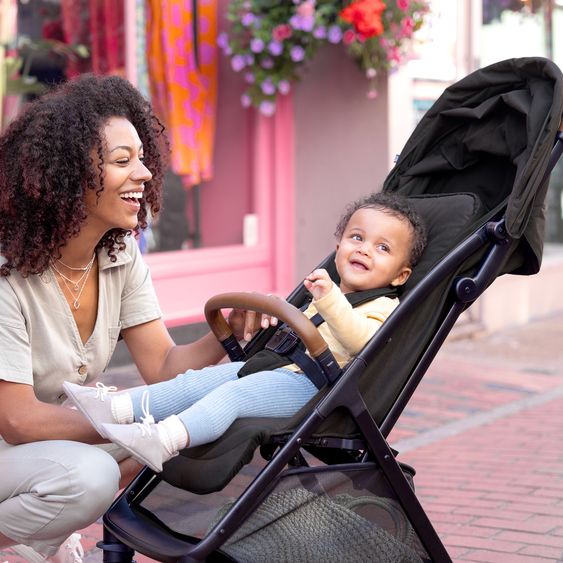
{"left": 50, "top": 253, "right": 96, "bottom": 310}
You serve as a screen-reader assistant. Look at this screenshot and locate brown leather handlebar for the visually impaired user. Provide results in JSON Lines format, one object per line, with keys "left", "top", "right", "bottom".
{"left": 204, "top": 292, "right": 329, "bottom": 359}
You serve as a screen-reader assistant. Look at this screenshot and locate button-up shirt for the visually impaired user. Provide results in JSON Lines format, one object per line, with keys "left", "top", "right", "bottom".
{"left": 0, "top": 237, "right": 161, "bottom": 405}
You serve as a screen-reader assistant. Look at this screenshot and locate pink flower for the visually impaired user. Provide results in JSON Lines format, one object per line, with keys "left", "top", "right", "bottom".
{"left": 343, "top": 29, "right": 356, "bottom": 45}
{"left": 388, "top": 47, "right": 402, "bottom": 63}
{"left": 366, "top": 89, "right": 378, "bottom": 99}
{"left": 397, "top": 0, "right": 410, "bottom": 10}
{"left": 278, "top": 80, "right": 291, "bottom": 95}
{"left": 272, "top": 24, "right": 292, "bottom": 42}
{"left": 259, "top": 100, "right": 276, "bottom": 116}
{"left": 290, "top": 45, "right": 305, "bottom": 62}
{"left": 241, "top": 93, "right": 252, "bottom": 108}
{"left": 296, "top": 1, "right": 315, "bottom": 18}
{"left": 401, "top": 17, "right": 414, "bottom": 37}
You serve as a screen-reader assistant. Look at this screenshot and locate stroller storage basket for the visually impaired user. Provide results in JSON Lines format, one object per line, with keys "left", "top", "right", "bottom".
{"left": 133, "top": 461, "right": 429, "bottom": 563}
{"left": 207, "top": 461, "right": 429, "bottom": 563}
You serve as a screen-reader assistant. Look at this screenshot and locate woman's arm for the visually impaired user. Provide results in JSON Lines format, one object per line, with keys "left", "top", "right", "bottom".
{"left": 0, "top": 380, "right": 105, "bottom": 444}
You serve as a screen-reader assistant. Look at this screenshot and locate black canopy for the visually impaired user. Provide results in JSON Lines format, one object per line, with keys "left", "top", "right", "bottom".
{"left": 384, "top": 57, "right": 563, "bottom": 275}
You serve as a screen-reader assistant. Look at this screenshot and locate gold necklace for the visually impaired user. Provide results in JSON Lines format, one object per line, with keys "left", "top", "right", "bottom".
{"left": 50, "top": 262, "right": 92, "bottom": 291}
{"left": 51, "top": 257, "right": 95, "bottom": 310}
{"left": 55, "top": 253, "right": 96, "bottom": 272}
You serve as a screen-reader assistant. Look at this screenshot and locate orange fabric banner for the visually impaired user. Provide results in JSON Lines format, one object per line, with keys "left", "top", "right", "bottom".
{"left": 146, "top": 0, "right": 218, "bottom": 186}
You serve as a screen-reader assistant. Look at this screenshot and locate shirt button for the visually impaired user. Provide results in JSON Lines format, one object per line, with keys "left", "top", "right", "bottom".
{"left": 77, "top": 365, "right": 88, "bottom": 376}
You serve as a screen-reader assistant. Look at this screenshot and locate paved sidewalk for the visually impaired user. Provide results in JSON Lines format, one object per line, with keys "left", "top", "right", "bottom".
{"left": 388, "top": 313, "right": 563, "bottom": 562}
{"left": 2, "top": 313, "right": 562, "bottom": 562}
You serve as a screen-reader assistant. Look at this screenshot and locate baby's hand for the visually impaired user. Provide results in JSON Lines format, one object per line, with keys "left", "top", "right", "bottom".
{"left": 304, "top": 268, "right": 333, "bottom": 301}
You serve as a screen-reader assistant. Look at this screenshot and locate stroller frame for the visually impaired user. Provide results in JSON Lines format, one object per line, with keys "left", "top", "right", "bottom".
{"left": 99, "top": 60, "right": 563, "bottom": 563}
{"left": 98, "top": 216, "right": 522, "bottom": 563}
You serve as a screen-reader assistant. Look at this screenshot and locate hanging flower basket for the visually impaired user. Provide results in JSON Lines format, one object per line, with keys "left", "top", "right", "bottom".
{"left": 218, "top": 0, "right": 429, "bottom": 115}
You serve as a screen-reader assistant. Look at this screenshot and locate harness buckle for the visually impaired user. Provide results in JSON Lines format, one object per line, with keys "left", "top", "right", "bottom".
{"left": 265, "top": 326, "right": 300, "bottom": 355}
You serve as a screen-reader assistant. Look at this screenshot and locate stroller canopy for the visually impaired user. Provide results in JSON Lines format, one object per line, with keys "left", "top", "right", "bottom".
{"left": 384, "top": 57, "right": 563, "bottom": 275}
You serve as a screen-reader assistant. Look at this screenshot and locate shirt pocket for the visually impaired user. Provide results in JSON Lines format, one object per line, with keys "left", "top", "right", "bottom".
{"left": 104, "top": 323, "right": 123, "bottom": 371}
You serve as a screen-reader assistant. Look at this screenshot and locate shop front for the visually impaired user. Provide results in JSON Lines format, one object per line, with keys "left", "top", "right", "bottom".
{"left": 6, "top": 0, "right": 296, "bottom": 325}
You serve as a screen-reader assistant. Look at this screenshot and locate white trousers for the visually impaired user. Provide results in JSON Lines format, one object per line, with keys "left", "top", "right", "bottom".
{"left": 0, "top": 439, "right": 120, "bottom": 555}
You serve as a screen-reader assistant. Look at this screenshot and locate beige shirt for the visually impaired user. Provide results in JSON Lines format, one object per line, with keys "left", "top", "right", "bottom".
{"left": 0, "top": 237, "right": 161, "bottom": 405}
{"left": 285, "top": 283, "right": 399, "bottom": 372}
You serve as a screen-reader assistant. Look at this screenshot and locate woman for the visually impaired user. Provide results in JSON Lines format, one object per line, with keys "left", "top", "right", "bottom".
{"left": 0, "top": 74, "right": 259, "bottom": 562}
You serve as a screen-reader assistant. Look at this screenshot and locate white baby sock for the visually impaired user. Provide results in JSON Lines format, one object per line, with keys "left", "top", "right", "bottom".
{"left": 157, "top": 415, "right": 189, "bottom": 456}
{"left": 111, "top": 393, "right": 134, "bottom": 424}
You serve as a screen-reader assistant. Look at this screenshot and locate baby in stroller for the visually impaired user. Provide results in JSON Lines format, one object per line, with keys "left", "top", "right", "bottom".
{"left": 64, "top": 192, "right": 427, "bottom": 473}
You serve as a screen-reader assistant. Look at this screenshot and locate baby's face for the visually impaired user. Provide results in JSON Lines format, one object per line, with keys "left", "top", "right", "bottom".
{"left": 335, "top": 208, "right": 413, "bottom": 294}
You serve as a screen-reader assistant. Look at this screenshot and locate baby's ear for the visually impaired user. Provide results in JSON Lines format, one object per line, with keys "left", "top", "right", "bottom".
{"left": 391, "top": 267, "right": 412, "bottom": 287}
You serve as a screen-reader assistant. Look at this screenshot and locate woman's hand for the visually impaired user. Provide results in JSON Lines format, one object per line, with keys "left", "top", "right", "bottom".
{"left": 304, "top": 268, "right": 334, "bottom": 301}
{"left": 228, "top": 299, "right": 279, "bottom": 342}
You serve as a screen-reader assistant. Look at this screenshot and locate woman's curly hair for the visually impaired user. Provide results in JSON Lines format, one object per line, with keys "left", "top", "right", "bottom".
{"left": 0, "top": 73, "right": 168, "bottom": 277}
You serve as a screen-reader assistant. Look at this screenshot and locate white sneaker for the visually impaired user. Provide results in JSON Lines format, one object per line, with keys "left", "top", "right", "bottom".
{"left": 10, "top": 533, "right": 84, "bottom": 563}
{"left": 63, "top": 381, "right": 118, "bottom": 438}
{"left": 102, "top": 418, "right": 174, "bottom": 473}
{"left": 50, "top": 533, "right": 84, "bottom": 563}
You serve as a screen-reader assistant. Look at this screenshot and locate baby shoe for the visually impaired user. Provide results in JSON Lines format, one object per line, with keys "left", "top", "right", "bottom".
{"left": 102, "top": 418, "right": 175, "bottom": 473}
{"left": 63, "top": 381, "right": 118, "bottom": 439}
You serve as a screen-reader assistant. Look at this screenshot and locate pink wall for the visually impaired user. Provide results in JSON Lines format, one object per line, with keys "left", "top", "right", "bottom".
{"left": 292, "top": 45, "right": 391, "bottom": 281}
{"left": 145, "top": 95, "right": 295, "bottom": 326}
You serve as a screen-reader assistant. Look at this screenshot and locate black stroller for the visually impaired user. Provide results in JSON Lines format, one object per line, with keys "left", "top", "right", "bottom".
{"left": 99, "top": 57, "right": 563, "bottom": 562}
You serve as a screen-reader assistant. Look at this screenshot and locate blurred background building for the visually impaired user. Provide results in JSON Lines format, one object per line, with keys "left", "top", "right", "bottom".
{"left": 1, "top": 0, "right": 562, "bottom": 335}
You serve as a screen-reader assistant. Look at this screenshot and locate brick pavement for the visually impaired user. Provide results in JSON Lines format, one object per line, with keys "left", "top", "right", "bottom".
{"left": 387, "top": 313, "right": 563, "bottom": 562}
{"left": 1, "top": 313, "right": 562, "bottom": 562}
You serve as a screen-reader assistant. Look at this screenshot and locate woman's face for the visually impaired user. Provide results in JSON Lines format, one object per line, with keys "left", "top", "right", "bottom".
{"left": 83, "top": 116, "right": 152, "bottom": 235}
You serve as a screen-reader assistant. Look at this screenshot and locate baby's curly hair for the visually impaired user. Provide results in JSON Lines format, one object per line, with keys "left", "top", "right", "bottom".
{"left": 334, "top": 192, "right": 427, "bottom": 268}
{"left": 0, "top": 74, "right": 168, "bottom": 277}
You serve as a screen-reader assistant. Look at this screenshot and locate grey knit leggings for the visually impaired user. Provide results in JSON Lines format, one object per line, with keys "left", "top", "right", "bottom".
{"left": 128, "top": 362, "right": 318, "bottom": 448}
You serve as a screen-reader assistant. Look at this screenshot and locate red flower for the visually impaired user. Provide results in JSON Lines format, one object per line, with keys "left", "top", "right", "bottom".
{"left": 340, "top": 0, "right": 386, "bottom": 39}
{"left": 342, "top": 29, "right": 357, "bottom": 45}
{"left": 272, "top": 24, "right": 292, "bottom": 42}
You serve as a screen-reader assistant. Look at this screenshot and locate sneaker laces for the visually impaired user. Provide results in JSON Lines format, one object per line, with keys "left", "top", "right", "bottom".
{"left": 134, "top": 390, "right": 155, "bottom": 437}
{"left": 61, "top": 533, "right": 84, "bottom": 563}
{"left": 94, "top": 382, "right": 117, "bottom": 402}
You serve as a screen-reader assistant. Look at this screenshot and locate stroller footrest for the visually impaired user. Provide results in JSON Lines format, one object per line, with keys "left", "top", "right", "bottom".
{"left": 103, "top": 495, "right": 200, "bottom": 562}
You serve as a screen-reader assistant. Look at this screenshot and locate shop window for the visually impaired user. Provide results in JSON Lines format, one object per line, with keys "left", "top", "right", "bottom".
{"left": 15, "top": 0, "right": 124, "bottom": 85}
{"left": 481, "top": 0, "right": 563, "bottom": 244}
{"left": 12, "top": 0, "right": 252, "bottom": 253}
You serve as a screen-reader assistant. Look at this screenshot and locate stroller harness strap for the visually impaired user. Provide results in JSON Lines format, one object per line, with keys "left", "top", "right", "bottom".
{"left": 237, "top": 286, "right": 399, "bottom": 389}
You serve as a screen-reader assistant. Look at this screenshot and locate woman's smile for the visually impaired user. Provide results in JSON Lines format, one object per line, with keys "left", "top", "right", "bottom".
{"left": 119, "top": 191, "right": 144, "bottom": 212}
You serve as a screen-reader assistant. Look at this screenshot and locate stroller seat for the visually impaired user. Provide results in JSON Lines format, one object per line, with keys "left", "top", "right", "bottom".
{"left": 160, "top": 191, "right": 485, "bottom": 496}
{"left": 100, "top": 57, "right": 563, "bottom": 563}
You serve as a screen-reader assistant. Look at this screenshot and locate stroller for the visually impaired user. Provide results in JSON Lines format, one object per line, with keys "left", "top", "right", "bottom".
{"left": 99, "top": 57, "right": 563, "bottom": 562}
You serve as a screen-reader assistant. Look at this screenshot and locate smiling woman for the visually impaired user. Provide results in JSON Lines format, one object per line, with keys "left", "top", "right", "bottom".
{"left": 0, "top": 73, "right": 266, "bottom": 562}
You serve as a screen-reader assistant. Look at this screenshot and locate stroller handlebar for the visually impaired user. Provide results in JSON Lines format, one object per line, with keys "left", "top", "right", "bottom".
{"left": 204, "top": 292, "right": 330, "bottom": 359}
